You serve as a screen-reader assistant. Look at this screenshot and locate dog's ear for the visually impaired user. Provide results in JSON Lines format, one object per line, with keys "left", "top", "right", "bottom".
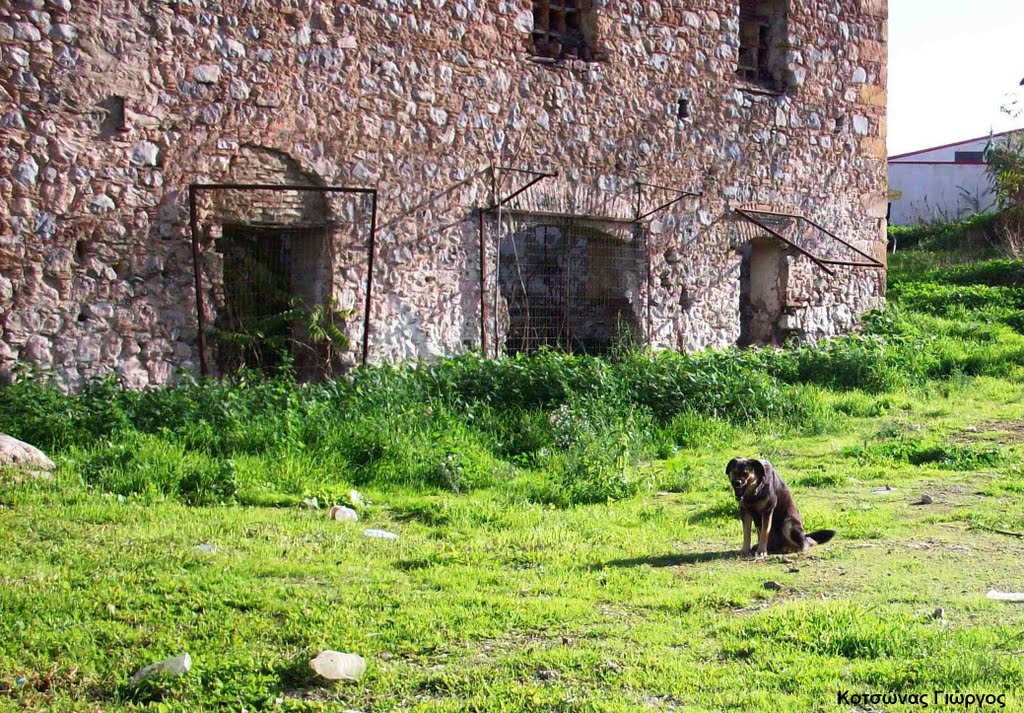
{"left": 725, "top": 458, "right": 738, "bottom": 476}
{"left": 751, "top": 459, "right": 767, "bottom": 480}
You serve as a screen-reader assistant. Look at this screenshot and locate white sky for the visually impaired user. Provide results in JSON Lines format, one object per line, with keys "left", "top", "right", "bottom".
{"left": 888, "top": 0, "right": 1024, "bottom": 156}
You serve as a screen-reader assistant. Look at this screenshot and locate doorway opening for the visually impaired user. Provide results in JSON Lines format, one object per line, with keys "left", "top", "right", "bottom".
{"left": 214, "top": 224, "right": 329, "bottom": 374}
{"left": 738, "top": 237, "right": 787, "bottom": 347}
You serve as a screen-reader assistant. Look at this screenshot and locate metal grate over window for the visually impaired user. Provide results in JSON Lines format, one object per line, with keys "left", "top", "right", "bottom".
{"left": 479, "top": 168, "right": 700, "bottom": 358}
{"left": 188, "top": 183, "right": 379, "bottom": 378}
{"left": 215, "top": 225, "right": 324, "bottom": 375}
{"left": 531, "top": 0, "right": 593, "bottom": 60}
{"left": 499, "top": 219, "right": 647, "bottom": 355}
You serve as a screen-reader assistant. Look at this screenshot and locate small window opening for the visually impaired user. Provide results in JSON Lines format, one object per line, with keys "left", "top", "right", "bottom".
{"left": 531, "top": 0, "right": 595, "bottom": 61}
{"left": 737, "top": 0, "right": 788, "bottom": 91}
{"left": 677, "top": 98, "right": 690, "bottom": 120}
{"left": 954, "top": 150, "right": 986, "bottom": 164}
{"left": 74, "top": 239, "right": 89, "bottom": 263}
{"left": 99, "top": 96, "right": 128, "bottom": 136}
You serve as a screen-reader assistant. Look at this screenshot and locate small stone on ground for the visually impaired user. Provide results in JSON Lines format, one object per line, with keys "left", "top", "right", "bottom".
{"left": 364, "top": 528, "right": 398, "bottom": 540}
{"left": 309, "top": 651, "right": 366, "bottom": 682}
{"left": 129, "top": 653, "right": 192, "bottom": 686}
{"left": 330, "top": 505, "right": 358, "bottom": 521}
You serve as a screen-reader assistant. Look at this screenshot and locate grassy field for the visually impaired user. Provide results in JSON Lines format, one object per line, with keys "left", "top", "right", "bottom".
{"left": 3, "top": 243, "right": 1024, "bottom": 711}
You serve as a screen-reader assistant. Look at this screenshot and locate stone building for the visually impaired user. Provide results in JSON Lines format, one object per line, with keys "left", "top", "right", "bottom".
{"left": 0, "top": 0, "right": 888, "bottom": 388}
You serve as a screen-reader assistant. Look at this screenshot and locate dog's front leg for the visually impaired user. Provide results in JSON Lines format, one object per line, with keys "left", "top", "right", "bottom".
{"left": 741, "top": 510, "right": 752, "bottom": 556}
{"left": 756, "top": 510, "right": 774, "bottom": 559}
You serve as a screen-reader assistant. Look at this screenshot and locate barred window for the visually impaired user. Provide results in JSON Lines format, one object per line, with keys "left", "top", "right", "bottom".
{"left": 531, "top": 1, "right": 595, "bottom": 61}
{"left": 737, "top": 0, "right": 788, "bottom": 91}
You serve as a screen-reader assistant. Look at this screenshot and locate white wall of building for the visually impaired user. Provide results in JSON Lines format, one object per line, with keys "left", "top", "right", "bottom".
{"left": 887, "top": 134, "right": 1004, "bottom": 226}
{"left": 888, "top": 163, "right": 995, "bottom": 225}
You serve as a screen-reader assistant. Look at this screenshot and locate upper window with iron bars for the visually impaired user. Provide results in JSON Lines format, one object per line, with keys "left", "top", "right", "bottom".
{"left": 530, "top": 0, "right": 598, "bottom": 61}
{"left": 737, "top": 0, "right": 789, "bottom": 92}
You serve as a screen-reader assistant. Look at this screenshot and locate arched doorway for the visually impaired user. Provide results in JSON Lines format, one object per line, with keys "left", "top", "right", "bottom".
{"left": 206, "top": 146, "right": 335, "bottom": 377}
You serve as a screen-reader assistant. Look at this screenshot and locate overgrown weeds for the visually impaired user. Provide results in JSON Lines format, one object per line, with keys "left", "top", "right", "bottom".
{"left": 5, "top": 223, "right": 1024, "bottom": 505}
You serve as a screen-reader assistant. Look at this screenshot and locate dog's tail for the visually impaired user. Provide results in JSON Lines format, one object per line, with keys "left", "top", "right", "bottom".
{"left": 805, "top": 530, "right": 836, "bottom": 546}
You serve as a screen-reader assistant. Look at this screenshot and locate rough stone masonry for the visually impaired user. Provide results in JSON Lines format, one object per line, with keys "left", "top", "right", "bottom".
{"left": 0, "top": 0, "right": 888, "bottom": 388}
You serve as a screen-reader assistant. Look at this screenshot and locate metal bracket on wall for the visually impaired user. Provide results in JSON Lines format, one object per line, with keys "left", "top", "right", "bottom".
{"left": 487, "top": 166, "right": 559, "bottom": 211}
{"left": 733, "top": 207, "right": 885, "bottom": 277}
{"left": 633, "top": 181, "right": 702, "bottom": 222}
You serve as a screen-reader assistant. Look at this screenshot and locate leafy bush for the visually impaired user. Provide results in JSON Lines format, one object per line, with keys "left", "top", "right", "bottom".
{"left": 985, "top": 132, "right": 1024, "bottom": 256}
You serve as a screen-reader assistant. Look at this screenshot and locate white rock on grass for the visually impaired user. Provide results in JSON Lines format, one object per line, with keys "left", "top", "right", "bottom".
{"left": 0, "top": 433, "right": 55, "bottom": 471}
{"left": 309, "top": 651, "right": 366, "bottom": 682}
{"left": 329, "top": 505, "right": 358, "bottom": 522}
{"left": 363, "top": 529, "right": 398, "bottom": 540}
{"left": 129, "top": 653, "right": 192, "bottom": 686}
{"left": 987, "top": 590, "right": 1024, "bottom": 602}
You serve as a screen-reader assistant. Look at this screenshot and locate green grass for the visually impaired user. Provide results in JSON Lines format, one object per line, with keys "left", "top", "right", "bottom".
{"left": 3, "top": 231, "right": 1024, "bottom": 710}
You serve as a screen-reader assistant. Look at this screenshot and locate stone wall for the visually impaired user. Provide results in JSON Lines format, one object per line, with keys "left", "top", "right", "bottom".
{"left": 0, "top": 0, "right": 888, "bottom": 388}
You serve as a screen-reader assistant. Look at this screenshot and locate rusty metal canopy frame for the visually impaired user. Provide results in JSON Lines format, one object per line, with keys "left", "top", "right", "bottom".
{"left": 733, "top": 207, "right": 885, "bottom": 278}
{"left": 188, "top": 183, "right": 378, "bottom": 376}
{"left": 479, "top": 167, "right": 700, "bottom": 358}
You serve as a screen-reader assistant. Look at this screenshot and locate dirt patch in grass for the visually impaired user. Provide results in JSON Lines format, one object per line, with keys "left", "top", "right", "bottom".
{"left": 955, "top": 419, "right": 1024, "bottom": 444}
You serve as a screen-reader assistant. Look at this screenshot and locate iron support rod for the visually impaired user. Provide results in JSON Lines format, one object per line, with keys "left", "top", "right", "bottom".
{"left": 802, "top": 215, "right": 885, "bottom": 267}
{"left": 361, "top": 189, "right": 379, "bottom": 365}
{"left": 478, "top": 208, "right": 488, "bottom": 355}
{"left": 733, "top": 207, "right": 802, "bottom": 218}
{"left": 636, "top": 181, "right": 702, "bottom": 196}
{"left": 488, "top": 172, "right": 558, "bottom": 211}
{"left": 635, "top": 191, "right": 702, "bottom": 222}
{"left": 819, "top": 259, "right": 885, "bottom": 268}
{"left": 492, "top": 165, "right": 556, "bottom": 176}
{"left": 188, "top": 185, "right": 209, "bottom": 377}
{"left": 491, "top": 168, "right": 499, "bottom": 358}
{"left": 735, "top": 209, "right": 835, "bottom": 276}
{"left": 190, "top": 183, "right": 374, "bottom": 193}
{"left": 644, "top": 226, "right": 652, "bottom": 346}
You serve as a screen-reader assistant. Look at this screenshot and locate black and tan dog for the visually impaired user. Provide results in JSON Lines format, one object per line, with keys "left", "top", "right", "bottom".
{"left": 726, "top": 458, "right": 836, "bottom": 558}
